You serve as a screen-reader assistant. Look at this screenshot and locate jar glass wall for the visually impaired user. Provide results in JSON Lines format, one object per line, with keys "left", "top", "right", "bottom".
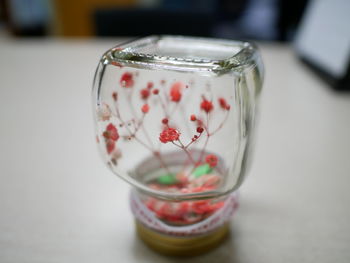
{"left": 92, "top": 36, "right": 263, "bottom": 229}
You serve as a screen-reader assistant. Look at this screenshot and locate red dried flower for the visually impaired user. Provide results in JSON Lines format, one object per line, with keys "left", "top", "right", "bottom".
{"left": 141, "top": 104, "right": 150, "bottom": 113}
{"left": 112, "top": 92, "right": 118, "bottom": 101}
{"left": 111, "top": 61, "right": 123, "bottom": 68}
{"left": 103, "top": 123, "right": 119, "bottom": 141}
{"left": 106, "top": 139, "right": 115, "bottom": 154}
{"left": 120, "top": 72, "right": 134, "bottom": 88}
{"left": 197, "top": 127, "right": 204, "bottom": 133}
{"left": 218, "top": 97, "right": 230, "bottom": 110}
{"left": 159, "top": 127, "right": 180, "bottom": 143}
{"left": 170, "top": 82, "right": 183, "bottom": 102}
{"left": 140, "top": 88, "right": 150, "bottom": 99}
{"left": 147, "top": 82, "right": 154, "bottom": 89}
{"left": 162, "top": 118, "right": 168, "bottom": 124}
{"left": 190, "top": 114, "right": 196, "bottom": 121}
{"left": 103, "top": 123, "right": 119, "bottom": 154}
{"left": 152, "top": 89, "right": 159, "bottom": 95}
{"left": 200, "top": 98, "right": 213, "bottom": 113}
{"left": 97, "top": 103, "right": 111, "bottom": 121}
{"left": 205, "top": 154, "right": 218, "bottom": 167}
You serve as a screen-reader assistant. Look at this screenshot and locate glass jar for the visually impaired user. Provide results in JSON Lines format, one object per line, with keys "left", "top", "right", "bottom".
{"left": 92, "top": 36, "right": 264, "bottom": 255}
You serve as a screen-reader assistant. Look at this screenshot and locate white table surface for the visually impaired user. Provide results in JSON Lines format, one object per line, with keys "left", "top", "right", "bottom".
{"left": 0, "top": 38, "right": 349, "bottom": 263}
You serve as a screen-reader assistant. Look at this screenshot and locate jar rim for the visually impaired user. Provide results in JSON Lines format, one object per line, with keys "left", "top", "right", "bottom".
{"left": 101, "top": 35, "right": 259, "bottom": 74}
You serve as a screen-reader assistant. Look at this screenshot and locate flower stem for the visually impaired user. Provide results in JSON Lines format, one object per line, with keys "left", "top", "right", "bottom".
{"left": 171, "top": 139, "right": 197, "bottom": 166}
{"left": 196, "top": 113, "right": 211, "bottom": 163}
{"left": 209, "top": 110, "right": 230, "bottom": 136}
{"left": 114, "top": 102, "right": 170, "bottom": 173}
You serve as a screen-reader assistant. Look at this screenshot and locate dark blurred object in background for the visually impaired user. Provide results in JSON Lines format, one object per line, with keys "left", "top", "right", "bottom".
{"left": 0, "top": 0, "right": 49, "bottom": 36}
{"left": 53, "top": 0, "right": 135, "bottom": 37}
{"left": 214, "top": 0, "right": 278, "bottom": 40}
{"left": 0, "top": 0, "right": 310, "bottom": 41}
{"left": 277, "top": 0, "right": 309, "bottom": 41}
{"left": 95, "top": 9, "right": 214, "bottom": 37}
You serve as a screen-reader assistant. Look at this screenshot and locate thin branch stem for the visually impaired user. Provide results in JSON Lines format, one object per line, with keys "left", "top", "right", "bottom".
{"left": 178, "top": 139, "right": 197, "bottom": 165}
{"left": 180, "top": 104, "right": 192, "bottom": 136}
{"left": 157, "top": 94, "right": 169, "bottom": 117}
{"left": 124, "top": 88, "right": 155, "bottom": 148}
{"left": 196, "top": 113, "right": 211, "bottom": 165}
{"left": 184, "top": 132, "right": 203, "bottom": 149}
{"left": 209, "top": 110, "right": 230, "bottom": 136}
{"left": 139, "top": 114, "right": 155, "bottom": 148}
{"left": 169, "top": 102, "right": 180, "bottom": 118}
{"left": 114, "top": 102, "right": 170, "bottom": 173}
{"left": 171, "top": 139, "right": 197, "bottom": 165}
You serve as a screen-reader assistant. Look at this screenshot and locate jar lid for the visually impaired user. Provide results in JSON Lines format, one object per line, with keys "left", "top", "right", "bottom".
{"left": 130, "top": 191, "right": 239, "bottom": 236}
{"left": 135, "top": 220, "right": 230, "bottom": 256}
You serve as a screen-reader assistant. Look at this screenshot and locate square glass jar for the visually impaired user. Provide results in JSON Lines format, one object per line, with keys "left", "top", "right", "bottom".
{"left": 93, "top": 36, "right": 264, "bottom": 201}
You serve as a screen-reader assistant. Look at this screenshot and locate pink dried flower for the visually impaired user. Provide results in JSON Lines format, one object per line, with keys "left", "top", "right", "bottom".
{"left": 159, "top": 127, "right": 180, "bottom": 143}
{"left": 218, "top": 97, "right": 230, "bottom": 110}
{"left": 192, "top": 134, "right": 199, "bottom": 141}
{"left": 141, "top": 104, "right": 150, "bottom": 113}
{"left": 196, "top": 127, "right": 204, "bottom": 133}
{"left": 111, "top": 61, "right": 123, "bottom": 68}
{"left": 112, "top": 92, "right": 118, "bottom": 101}
{"left": 103, "top": 123, "right": 119, "bottom": 154}
{"left": 140, "top": 88, "right": 150, "bottom": 99}
{"left": 170, "top": 82, "right": 183, "bottom": 102}
{"left": 120, "top": 72, "right": 134, "bottom": 88}
{"left": 106, "top": 139, "right": 115, "bottom": 154}
{"left": 97, "top": 103, "right": 111, "bottom": 121}
{"left": 103, "top": 123, "right": 119, "bottom": 141}
{"left": 200, "top": 98, "right": 213, "bottom": 113}
{"left": 147, "top": 82, "right": 154, "bottom": 89}
{"left": 205, "top": 154, "right": 218, "bottom": 167}
{"left": 110, "top": 148, "right": 122, "bottom": 164}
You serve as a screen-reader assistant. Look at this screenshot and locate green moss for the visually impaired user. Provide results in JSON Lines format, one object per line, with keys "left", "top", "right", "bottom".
{"left": 192, "top": 164, "right": 212, "bottom": 178}
{"left": 157, "top": 173, "right": 177, "bottom": 185}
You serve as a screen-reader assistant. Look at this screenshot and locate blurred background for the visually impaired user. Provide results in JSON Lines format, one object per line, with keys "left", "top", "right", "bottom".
{"left": 0, "top": 0, "right": 348, "bottom": 89}
{"left": 0, "top": 0, "right": 307, "bottom": 41}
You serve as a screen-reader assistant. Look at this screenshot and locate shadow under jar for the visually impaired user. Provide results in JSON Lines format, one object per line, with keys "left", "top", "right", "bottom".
{"left": 92, "top": 36, "right": 264, "bottom": 256}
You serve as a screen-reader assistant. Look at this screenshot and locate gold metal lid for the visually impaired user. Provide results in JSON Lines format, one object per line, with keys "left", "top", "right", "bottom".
{"left": 135, "top": 221, "right": 230, "bottom": 256}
